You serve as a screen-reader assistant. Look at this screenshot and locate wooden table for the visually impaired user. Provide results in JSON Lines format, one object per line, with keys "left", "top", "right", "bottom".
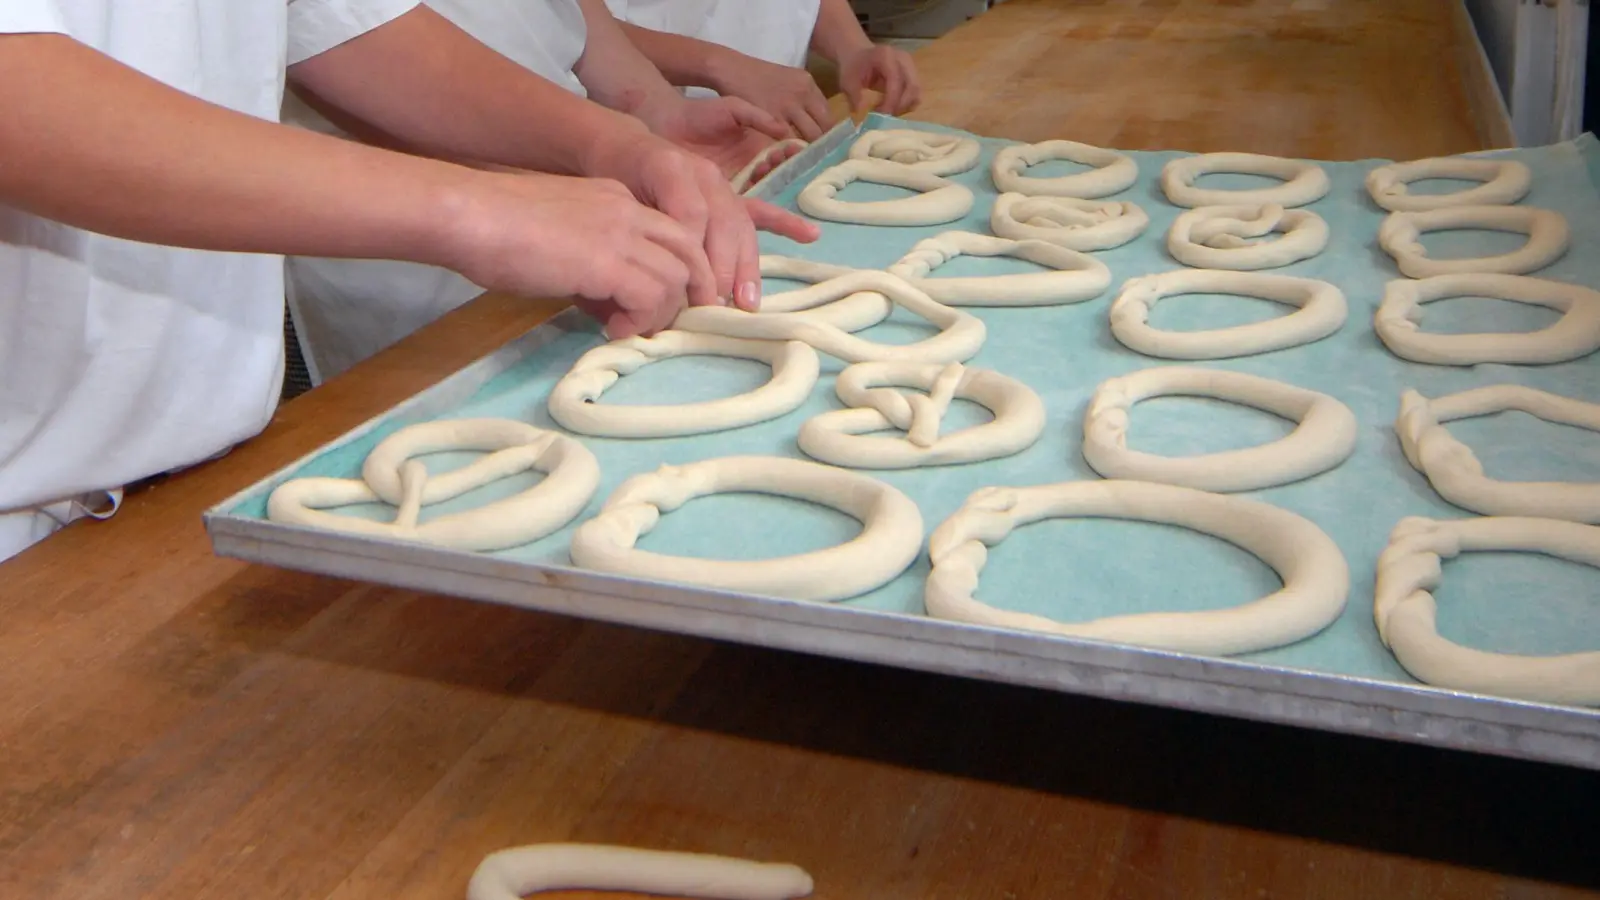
{"left": 4, "top": 1, "right": 1596, "bottom": 897}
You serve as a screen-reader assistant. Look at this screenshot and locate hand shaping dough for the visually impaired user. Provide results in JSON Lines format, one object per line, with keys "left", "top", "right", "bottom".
{"left": 569, "top": 455, "right": 923, "bottom": 602}
{"left": 886, "top": 230, "right": 1113, "bottom": 306}
{"left": 1165, "top": 204, "right": 1329, "bottom": 270}
{"left": 674, "top": 269, "right": 987, "bottom": 364}
{"left": 468, "top": 844, "right": 814, "bottom": 900}
{"left": 797, "top": 158, "right": 974, "bottom": 226}
{"left": 1377, "top": 205, "right": 1570, "bottom": 277}
{"left": 268, "top": 419, "right": 600, "bottom": 552}
{"left": 1365, "top": 156, "right": 1532, "bottom": 212}
{"left": 1395, "top": 384, "right": 1600, "bottom": 523}
{"left": 989, "top": 139, "right": 1139, "bottom": 198}
{"left": 1374, "top": 273, "right": 1600, "bottom": 366}
{"left": 1082, "top": 367, "right": 1358, "bottom": 492}
{"left": 1375, "top": 515, "right": 1600, "bottom": 707}
{"left": 731, "top": 138, "right": 809, "bottom": 194}
{"left": 1160, "top": 152, "right": 1330, "bottom": 208}
{"left": 547, "top": 331, "right": 820, "bottom": 438}
{"left": 797, "top": 361, "right": 1047, "bottom": 469}
{"left": 989, "top": 192, "right": 1150, "bottom": 251}
{"left": 757, "top": 255, "right": 888, "bottom": 331}
{"left": 1110, "top": 269, "right": 1347, "bottom": 359}
{"left": 848, "top": 128, "right": 981, "bottom": 175}
{"left": 924, "top": 480, "right": 1350, "bottom": 656}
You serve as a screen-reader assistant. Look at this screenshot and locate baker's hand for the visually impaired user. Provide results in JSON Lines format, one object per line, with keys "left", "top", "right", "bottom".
{"left": 839, "top": 44, "right": 921, "bottom": 116}
{"left": 647, "top": 95, "right": 792, "bottom": 176}
{"left": 708, "top": 54, "right": 834, "bottom": 141}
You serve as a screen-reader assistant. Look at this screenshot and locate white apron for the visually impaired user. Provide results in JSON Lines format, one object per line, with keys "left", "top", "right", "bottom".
{"left": 283, "top": 0, "right": 590, "bottom": 385}
{"left": 604, "top": 0, "right": 822, "bottom": 98}
{"left": 0, "top": 0, "right": 419, "bottom": 564}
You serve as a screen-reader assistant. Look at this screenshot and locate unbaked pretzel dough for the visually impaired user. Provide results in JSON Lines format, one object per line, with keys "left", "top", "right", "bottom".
{"left": 568, "top": 455, "right": 923, "bottom": 602}
{"left": 1082, "top": 367, "right": 1358, "bottom": 492}
{"left": 797, "top": 158, "right": 974, "bottom": 226}
{"left": 1160, "top": 152, "right": 1330, "bottom": 208}
{"left": 755, "top": 255, "right": 889, "bottom": 331}
{"left": 268, "top": 419, "right": 600, "bottom": 552}
{"left": 1166, "top": 204, "right": 1329, "bottom": 270}
{"left": 886, "top": 230, "right": 1113, "bottom": 306}
{"left": 731, "top": 138, "right": 809, "bottom": 194}
{"left": 1395, "top": 384, "right": 1600, "bottom": 523}
{"left": 1110, "top": 269, "right": 1347, "bottom": 359}
{"left": 989, "top": 140, "right": 1139, "bottom": 198}
{"left": 547, "top": 331, "right": 820, "bottom": 438}
{"left": 989, "top": 192, "right": 1150, "bottom": 251}
{"left": 848, "top": 128, "right": 981, "bottom": 175}
{"left": 1374, "top": 515, "right": 1600, "bottom": 707}
{"left": 1377, "top": 205, "right": 1570, "bottom": 277}
{"left": 1374, "top": 273, "right": 1600, "bottom": 366}
{"left": 468, "top": 844, "right": 814, "bottom": 900}
{"left": 924, "top": 480, "right": 1350, "bottom": 655}
{"left": 797, "top": 361, "right": 1047, "bottom": 468}
{"left": 1365, "top": 156, "right": 1532, "bottom": 212}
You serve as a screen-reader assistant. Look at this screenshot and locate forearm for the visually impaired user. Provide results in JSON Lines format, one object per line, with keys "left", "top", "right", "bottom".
{"left": 811, "top": 0, "right": 874, "bottom": 63}
{"left": 570, "top": 0, "right": 683, "bottom": 121}
{"left": 614, "top": 19, "right": 742, "bottom": 93}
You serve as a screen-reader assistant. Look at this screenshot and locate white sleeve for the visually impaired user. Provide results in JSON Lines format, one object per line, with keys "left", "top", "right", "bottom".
{"left": 285, "top": 0, "right": 422, "bottom": 65}
{"left": 0, "top": 0, "right": 69, "bottom": 35}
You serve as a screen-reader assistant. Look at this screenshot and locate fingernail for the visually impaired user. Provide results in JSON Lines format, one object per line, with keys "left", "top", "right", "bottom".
{"left": 737, "top": 281, "right": 758, "bottom": 310}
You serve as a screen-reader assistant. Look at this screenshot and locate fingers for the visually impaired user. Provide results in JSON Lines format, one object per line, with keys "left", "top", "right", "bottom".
{"left": 723, "top": 96, "right": 792, "bottom": 141}
{"left": 784, "top": 100, "right": 827, "bottom": 141}
{"left": 627, "top": 187, "right": 721, "bottom": 309}
{"left": 696, "top": 169, "right": 762, "bottom": 311}
{"left": 743, "top": 197, "right": 820, "bottom": 244}
{"left": 639, "top": 159, "right": 721, "bottom": 305}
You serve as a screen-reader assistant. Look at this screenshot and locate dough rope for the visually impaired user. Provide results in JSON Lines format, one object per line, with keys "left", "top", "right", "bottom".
{"left": 797, "top": 158, "right": 974, "bottom": 226}
{"left": 1110, "top": 269, "right": 1347, "bottom": 359}
{"left": 989, "top": 192, "right": 1150, "bottom": 251}
{"left": 268, "top": 419, "right": 600, "bottom": 552}
{"left": 1160, "top": 152, "right": 1331, "bottom": 208}
{"left": 989, "top": 139, "right": 1139, "bottom": 198}
{"left": 924, "top": 480, "right": 1350, "bottom": 656}
{"left": 1082, "top": 367, "right": 1358, "bottom": 492}
{"left": 1365, "top": 156, "right": 1532, "bottom": 212}
{"left": 1395, "top": 384, "right": 1600, "bottom": 523}
{"left": 1374, "top": 515, "right": 1600, "bottom": 707}
{"left": 547, "top": 331, "right": 820, "bottom": 438}
{"left": 1165, "top": 204, "right": 1329, "bottom": 270}
{"left": 848, "top": 128, "right": 981, "bottom": 175}
{"left": 731, "top": 138, "right": 809, "bottom": 194}
{"left": 886, "top": 230, "right": 1113, "bottom": 306}
{"left": 467, "top": 844, "right": 814, "bottom": 900}
{"left": 1377, "top": 205, "right": 1570, "bottom": 277}
{"left": 1374, "top": 273, "right": 1600, "bottom": 366}
{"left": 797, "top": 361, "right": 1047, "bottom": 469}
{"left": 569, "top": 455, "right": 924, "bottom": 602}
{"left": 756, "top": 255, "right": 888, "bottom": 332}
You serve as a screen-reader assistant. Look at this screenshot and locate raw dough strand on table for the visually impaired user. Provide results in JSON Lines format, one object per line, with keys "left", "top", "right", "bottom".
{"left": 731, "top": 138, "right": 809, "bottom": 194}
{"left": 1365, "top": 156, "right": 1532, "bottom": 212}
{"left": 1377, "top": 204, "right": 1570, "bottom": 277}
{"left": 848, "top": 128, "right": 982, "bottom": 175}
{"left": 886, "top": 230, "right": 1113, "bottom": 306}
{"left": 1160, "top": 152, "right": 1330, "bottom": 208}
{"left": 1165, "top": 204, "right": 1329, "bottom": 270}
{"left": 756, "top": 254, "right": 890, "bottom": 330}
{"left": 797, "top": 157, "right": 975, "bottom": 226}
{"left": 989, "top": 192, "right": 1150, "bottom": 251}
{"left": 1374, "top": 273, "right": 1600, "bottom": 366}
{"left": 1110, "top": 269, "right": 1347, "bottom": 360}
{"left": 989, "top": 139, "right": 1139, "bottom": 198}
{"left": 468, "top": 843, "right": 814, "bottom": 900}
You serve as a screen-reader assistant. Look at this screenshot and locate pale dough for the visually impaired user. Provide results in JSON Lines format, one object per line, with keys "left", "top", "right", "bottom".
{"left": 756, "top": 255, "right": 888, "bottom": 331}
{"left": 797, "top": 158, "right": 974, "bottom": 226}
{"left": 731, "top": 138, "right": 809, "bottom": 194}
{"left": 1109, "top": 268, "right": 1347, "bottom": 360}
{"left": 924, "top": 480, "right": 1350, "bottom": 656}
{"left": 1377, "top": 205, "right": 1570, "bottom": 277}
{"left": 1365, "top": 156, "right": 1532, "bottom": 212}
{"left": 989, "top": 192, "right": 1150, "bottom": 252}
{"left": 568, "top": 455, "right": 924, "bottom": 602}
{"left": 1082, "top": 367, "right": 1358, "bottom": 492}
{"left": 989, "top": 140, "right": 1139, "bottom": 198}
{"left": 1375, "top": 515, "right": 1600, "bottom": 707}
{"left": 1165, "top": 204, "right": 1329, "bottom": 270}
{"left": 1395, "top": 384, "right": 1600, "bottom": 523}
{"left": 269, "top": 419, "right": 600, "bottom": 552}
{"left": 886, "top": 230, "right": 1113, "bottom": 306}
{"left": 848, "top": 128, "right": 981, "bottom": 175}
{"left": 1374, "top": 273, "right": 1600, "bottom": 366}
{"left": 547, "top": 331, "right": 820, "bottom": 438}
{"left": 468, "top": 844, "right": 814, "bottom": 900}
{"left": 797, "top": 361, "right": 1047, "bottom": 469}
{"left": 1160, "top": 152, "right": 1330, "bottom": 208}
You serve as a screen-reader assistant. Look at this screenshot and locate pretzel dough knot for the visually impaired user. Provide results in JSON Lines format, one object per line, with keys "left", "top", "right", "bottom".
{"left": 1191, "top": 204, "right": 1292, "bottom": 248}
{"left": 1373, "top": 516, "right": 1462, "bottom": 645}
{"left": 854, "top": 362, "right": 966, "bottom": 447}
{"left": 1084, "top": 384, "right": 1134, "bottom": 447}
{"left": 927, "top": 487, "right": 1023, "bottom": 578}
{"left": 892, "top": 238, "right": 966, "bottom": 279}
{"left": 1395, "top": 391, "right": 1486, "bottom": 478}
{"left": 563, "top": 337, "right": 680, "bottom": 393}
{"left": 589, "top": 462, "right": 717, "bottom": 544}
{"left": 1107, "top": 276, "right": 1163, "bottom": 326}
{"left": 874, "top": 134, "right": 968, "bottom": 165}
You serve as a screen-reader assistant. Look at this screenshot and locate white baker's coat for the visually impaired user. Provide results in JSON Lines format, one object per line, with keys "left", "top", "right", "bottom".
{"left": 605, "top": 0, "right": 823, "bottom": 97}
{"left": 0, "top": 0, "right": 421, "bottom": 564}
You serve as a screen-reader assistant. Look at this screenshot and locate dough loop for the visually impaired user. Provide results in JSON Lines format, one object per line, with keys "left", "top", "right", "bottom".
{"left": 731, "top": 138, "right": 809, "bottom": 194}
{"left": 468, "top": 844, "right": 814, "bottom": 900}
{"left": 886, "top": 230, "right": 1113, "bottom": 306}
{"left": 1160, "top": 152, "right": 1330, "bottom": 208}
{"left": 1166, "top": 204, "right": 1329, "bottom": 270}
{"left": 1110, "top": 269, "right": 1347, "bottom": 359}
{"left": 848, "top": 128, "right": 981, "bottom": 175}
{"left": 1374, "top": 515, "right": 1600, "bottom": 707}
{"left": 924, "top": 480, "right": 1350, "bottom": 656}
{"left": 1082, "top": 367, "right": 1358, "bottom": 492}
{"left": 797, "top": 361, "right": 1047, "bottom": 468}
{"left": 989, "top": 192, "right": 1150, "bottom": 251}
{"left": 268, "top": 419, "right": 600, "bottom": 552}
{"left": 1374, "top": 273, "right": 1600, "bottom": 366}
{"left": 1365, "top": 156, "right": 1532, "bottom": 212}
{"left": 569, "top": 455, "right": 924, "bottom": 602}
{"left": 1377, "top": 205, "right": 1570, "bottom": 277}
{"left": 757, "top": 255, "right": 887, "bottom": 330}
{"left": 989, "top": 139, "right": 1139, "bottom": 198}
{"left": 1395, "top": 384, "right": 1600, "bottom": 523}
{"left": 547, "top": 331, "right": 820, "bottom": 438}
{"left": 797, "top": 158, "right": 974, "bottom": 226}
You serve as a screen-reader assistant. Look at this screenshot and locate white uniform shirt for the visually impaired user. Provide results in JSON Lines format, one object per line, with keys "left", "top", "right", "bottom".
{"left": 0, "top": 0, "right": 420, "bottom": 563}
{"left": 604, "top": 0, "right": 822, "bottom": 97}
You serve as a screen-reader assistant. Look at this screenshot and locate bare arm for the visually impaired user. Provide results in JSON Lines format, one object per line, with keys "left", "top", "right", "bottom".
{"left": 612, "top": 19, "right": 744, "bottom": 93}
{"left": 810, "top": 0, "right": 874, "bottom": 63}
{"left": 569, "top": 0, "right": 686, "bottom": 118}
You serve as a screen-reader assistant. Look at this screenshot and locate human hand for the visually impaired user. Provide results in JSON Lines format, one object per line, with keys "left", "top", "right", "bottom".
{"left": 838, "top": 44, "right": 921, "bottom": 116}
{"left": 646, "top": 95, "right": 792, "bottom": 176}
{"left": 708, "top": 53, "right": 835, "bottom": 141}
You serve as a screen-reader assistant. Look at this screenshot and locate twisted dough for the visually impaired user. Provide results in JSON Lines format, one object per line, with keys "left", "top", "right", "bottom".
{"left": 797, "top": 158, "right": 974, "bottom": 225}
{"left": 1110, "top": 269, "right": 1347, "bottom": 359}
{"left": 1365, "top": 156, "right": 1532, "bottom": 212}
{"left": 1374, "top": 273, "right": 1600, "bottom": 366}
{"left": 989, "top": 192, "right": 1150, "bottom": 251}
{"left": 887, "top": 230, "right": 1113, "bottom": 306}
{"left": 848, "top": 128, "right": 981, "bottom": 175}
{"left": 756, "top": 254, "right": 889, "bottom": 331}
{"left": 467, "top": 844, "right": 814, "bottom": 900}
{"left": 1161, "top": 152, "right": 1330, "bottom": 208}
{"left": 989, "top": 139, "right": 1139, "bottom": 198}
{"left": 1377, "top": 205, "right": 1570, "bottom": 277}
{"left": 1165, "top": 204, "right": 1329, "bottom": 270}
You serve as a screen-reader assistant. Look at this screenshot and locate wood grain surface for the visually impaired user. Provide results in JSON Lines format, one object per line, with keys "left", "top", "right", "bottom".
{"left": 3, "top": 2, "right": 1594, "bottom": 898}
